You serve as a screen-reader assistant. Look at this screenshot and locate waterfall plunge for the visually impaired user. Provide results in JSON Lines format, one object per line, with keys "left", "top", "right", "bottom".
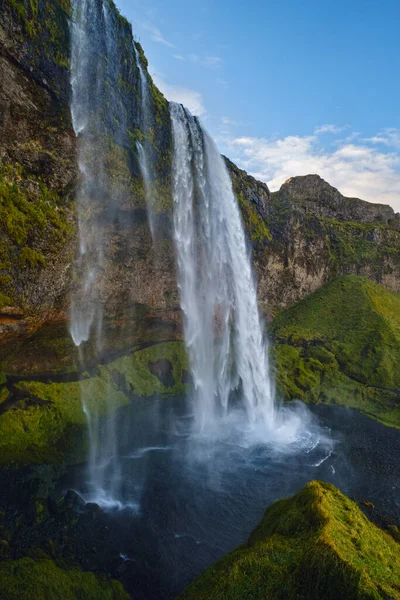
{"left": 170, "top": 103, "right": 275, "bottom": 434}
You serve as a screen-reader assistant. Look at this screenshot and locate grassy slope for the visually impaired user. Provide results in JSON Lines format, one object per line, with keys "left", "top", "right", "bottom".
{"left": 270, "top": 275, "right": 400, "bottom": 428}
{"left": 0, "top": 557, "right": 129, "bottom": 600}
{"left": 178, "top": 481, "right": 400, "bottom": 600}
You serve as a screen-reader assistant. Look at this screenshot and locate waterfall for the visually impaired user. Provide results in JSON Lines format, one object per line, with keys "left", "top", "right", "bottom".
{"left": 133, "top": 42, "right": 155, "bottom": 237}
{"left": 69, "top": 0, "right": 132, "bottom": 505}
{"left": 170, "top": 103, "right": 275, "bottom": 433}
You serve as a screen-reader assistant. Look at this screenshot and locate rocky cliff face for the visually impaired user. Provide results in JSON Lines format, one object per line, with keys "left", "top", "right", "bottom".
{"left": 250, "top": 174, "right": 400, "bottom": 315}
{"left": 0, "top": 0, "right": 76, "bottom": 335}
{"left": 2, "top": 0, "right": 400, "bottom": 341}
{"left": 0, "top": 0, "right": 179, "bottom": 342}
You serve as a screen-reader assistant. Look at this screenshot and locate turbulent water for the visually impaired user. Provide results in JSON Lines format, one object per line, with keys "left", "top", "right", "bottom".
{"left": 170, "top": 103, "right": 275, "bottom": 432}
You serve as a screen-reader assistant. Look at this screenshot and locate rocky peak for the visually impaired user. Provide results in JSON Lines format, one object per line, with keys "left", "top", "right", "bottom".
{"left": 279, "top": 174, "right": 400, "bottom": 230}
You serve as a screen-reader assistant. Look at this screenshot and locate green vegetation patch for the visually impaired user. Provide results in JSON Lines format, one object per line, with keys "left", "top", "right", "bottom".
{"left": 270, "top": 275, "right": 400, "bottom": 428}
{"left": 237, "top": 192, "right": 272, "bottom": 245}
{"left": 0, "top": 373, "right": 129, "bottom": 465}
{"left": 0, "top": 342, "right": 188, "bottom": 465}
{"left": 0, "top": 557, "right": 129, "bottom": 600}
{"left": 321, "top": 218, "right": 400, "bottom": 272}
{"left": 102, "top": 341, "right": 189, "bottom": 397}
{"left": 179, "top": 480, "right": 400, "bottom": 600}
{"left": 0, "top": 164, "right": 72, "bottom": 306}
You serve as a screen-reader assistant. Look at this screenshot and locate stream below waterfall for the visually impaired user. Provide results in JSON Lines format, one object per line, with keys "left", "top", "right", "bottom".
{"left": 61, "top": 398, "right": 400, "bottom": 600}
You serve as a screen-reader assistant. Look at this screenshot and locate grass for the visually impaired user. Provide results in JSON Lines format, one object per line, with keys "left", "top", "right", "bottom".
{"left": 270, "top": 275, "right": 400, "bottom": 428}
{"left": 0, "top": 557, "right": 129, "bottom": 599}
{"left": 178, "top": 480, "right": 400, "bottom": 600}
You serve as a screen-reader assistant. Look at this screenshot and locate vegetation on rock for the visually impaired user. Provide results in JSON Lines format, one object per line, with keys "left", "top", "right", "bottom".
{"left": 270, "top": 275, "right": 400, "bottom": 428}
{"left": 0, "top": 341, "right": 188, "bottom": 465}
{"left": 178, "top": 480, "right": 400, "bottom": 600}
{"left": 0, "top": 557, "right": 129, "bottom": 599}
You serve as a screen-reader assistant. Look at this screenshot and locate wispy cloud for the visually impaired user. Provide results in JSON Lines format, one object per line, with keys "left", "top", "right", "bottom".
{"left": 314, "top": 124, "right": 349, "bottom": 134}
{"left": 142, "top": 23, "right": 176, "bottom": 48}
{"left": 365, "top": 128, "right": 400, "bottom": 150}
{"left": 222, "top": 116, "right": 238, "bottom": 126}
{"left": 152, "top": 72, "right": 206, "bottom": 116}
{"left": 173, "top": 53, "right": 224, "bottom": 69}
{"left": 224, "top": 128, "right": 400, "bottom": 210}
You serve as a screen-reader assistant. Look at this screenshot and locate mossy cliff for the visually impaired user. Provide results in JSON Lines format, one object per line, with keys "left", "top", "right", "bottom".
{"left": 0, "top": 340, "right": 188, "bottom": 465}
{"left": 270, "top": 275, "right": 400, "bottom": 428}
{"left": 2, "top": 0, "right": 400, "bottom": 341}
{"left": 0, "top": 0, "right": 178, "bottom": 340}
{"left": 178, "top": 480, "right": 400, "bottom": 600}
{"left": 0, "top": 557, "right": 129, "bottom": 600}
{"left": 241, "top": 174, "right": 400, "bottom": 316}
{"left": 0, "top": 0, "right": 77, "bottom": 332}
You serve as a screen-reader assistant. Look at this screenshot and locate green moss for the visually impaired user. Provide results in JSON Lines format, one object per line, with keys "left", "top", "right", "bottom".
{"left": 102, "top": 341, "right": 189, "bottom": 397}
{"left": 0, "top": 163, "right": 72, "bottom": 299}
{"left": 0, "top": 342, "right": 188, "bottom": 465}
{"left": 0, "top": 557, "right": 129, "bottom": 599}
{"left": 179, "top": 481, "right": 400, "bottom": 600}
{"left": 270, "top": 275, "right": 400, "bottom": 428}
{"left": 237, "top": 192, "right": 272, "bottom": 244}
{"left": 266, "top": 190, "right": 292, "bottom": 237}
{"left": 6, "top": 0, "right": 70, "bottom": 64}
{"left": 321, "top": 218, "right": 400, "bottom": 271}
{"left": 0, "top": 372, "right": 129, "bottom": 465}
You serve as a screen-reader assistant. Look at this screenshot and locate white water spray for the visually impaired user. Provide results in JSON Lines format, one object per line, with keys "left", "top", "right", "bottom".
{"left": 170, "top": 103, "right": 275, "bottom": 433}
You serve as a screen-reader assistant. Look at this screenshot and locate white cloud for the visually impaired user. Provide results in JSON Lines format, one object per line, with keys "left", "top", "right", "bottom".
{"left": 142, "top": 24, "right": 176, "bottom": 48}
{"left": 365, "top": 128, "right": 400, "bottom": 150}
{"left": 314, "top": 124, "right": 348, "bottom": 134}
{"left": 152, "top": 73, "right": 205, "bottom": 116}
{"left": 226, "top": 129, "right": 400, "bottom": 211}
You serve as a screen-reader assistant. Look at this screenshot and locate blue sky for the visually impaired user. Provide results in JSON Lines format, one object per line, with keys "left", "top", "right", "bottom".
{"left": 116, "top": 0, "right": 400, "bottom": 209}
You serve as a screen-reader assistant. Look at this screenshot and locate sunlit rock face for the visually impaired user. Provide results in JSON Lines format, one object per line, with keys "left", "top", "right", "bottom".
{"left": 245, "top": 174, "right": 400, "bottom": 315}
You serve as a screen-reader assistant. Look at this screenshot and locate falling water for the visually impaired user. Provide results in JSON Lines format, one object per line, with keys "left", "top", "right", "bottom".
{"left": 69, "top": 0, "right": 132, "bottom": 505}
{"left": 133, "top": 42, "right": 156, "bottom": 237}
{"left": 170, "top": 103, "right": 275, "bottom": 433}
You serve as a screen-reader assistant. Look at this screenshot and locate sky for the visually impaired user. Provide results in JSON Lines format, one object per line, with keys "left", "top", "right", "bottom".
{"left": 116, "top": 0, "right": 400, "bottom": 210}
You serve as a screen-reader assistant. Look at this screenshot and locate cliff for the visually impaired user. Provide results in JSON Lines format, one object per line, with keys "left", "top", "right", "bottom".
{"left": 2, "top": 0, "right": 400, "bottom": 343}
{"left": 246, "top": 172, "right": 400, "bottom": 315}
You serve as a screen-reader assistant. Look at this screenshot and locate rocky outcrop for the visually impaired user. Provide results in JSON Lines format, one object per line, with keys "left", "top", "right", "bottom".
{"left": 249, "top": 174, "right": 400, "bottom": 315}
{"left": 280, "top": 174, "right": 400, "bottom": 227}
{"left": 178, "top": 481, "right": 400, "bottom": 600}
